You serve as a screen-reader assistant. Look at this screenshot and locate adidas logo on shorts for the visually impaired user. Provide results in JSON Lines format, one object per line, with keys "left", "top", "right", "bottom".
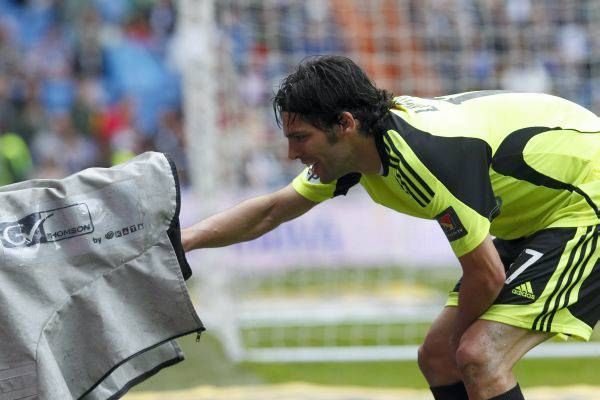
{"left": 512, "top": 281, "right": 536, "bottom": 299}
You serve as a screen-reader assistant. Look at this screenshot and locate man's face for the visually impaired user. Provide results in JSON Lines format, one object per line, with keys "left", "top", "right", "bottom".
{"left": 282, "top": 112, "right": 350, "bottom": 184}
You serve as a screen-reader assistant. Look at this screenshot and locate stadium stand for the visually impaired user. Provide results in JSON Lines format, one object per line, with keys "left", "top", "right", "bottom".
{"left": 1, "top": 1, "right": 598, "bottom": 192}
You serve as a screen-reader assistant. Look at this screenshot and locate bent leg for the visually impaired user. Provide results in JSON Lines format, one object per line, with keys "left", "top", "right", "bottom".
{"left": 455, "top": 319, "right": 552, "bottom": 400}
{"left": 418, "top": 306, "right": 462, "bottom": 386}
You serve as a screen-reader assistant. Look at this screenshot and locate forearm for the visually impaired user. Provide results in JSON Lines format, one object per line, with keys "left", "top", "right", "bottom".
{"left": 182, "top": 184, "right": 316, "bottom": 252}
{"left": 454, "top": 236, "right": 506, "bottom": 345}
{"left": 182, "top": 195, "right": 279, "bottom": 250}
{"left": 454, "top": 273, "right": 503, "bottom": 342}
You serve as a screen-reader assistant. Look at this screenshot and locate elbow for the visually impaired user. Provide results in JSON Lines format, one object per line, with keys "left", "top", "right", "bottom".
{"left": 244, "top": 213, "right": 280, "bottom": 242}
{"left": 467, "top": 263, "right": 506, "bottom": 294}
{"left": 263, "top": 214, "right": 279, "bottom": 229}
{"left": 492, "top": 268, "right": 506, "bottom": 287}
{"left": 486, "top": 265, "right": 506, "bottom": 293}
{"left": 258, "top": 214, "right": 282, "bottom": 235}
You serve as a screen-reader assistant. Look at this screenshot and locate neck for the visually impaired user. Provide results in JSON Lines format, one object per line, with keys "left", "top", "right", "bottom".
{"left": 353, "top": 134, "right": 382, "bottom": 175}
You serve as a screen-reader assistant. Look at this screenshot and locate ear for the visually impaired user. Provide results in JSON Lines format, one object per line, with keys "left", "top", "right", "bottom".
{"left": 337, "top": 111, "right": 358, "bottom": 135}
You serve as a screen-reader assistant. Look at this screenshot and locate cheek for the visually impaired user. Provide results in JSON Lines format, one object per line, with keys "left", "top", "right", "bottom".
{"left": 294, "top": 143, "right": 306, "bottom": 154}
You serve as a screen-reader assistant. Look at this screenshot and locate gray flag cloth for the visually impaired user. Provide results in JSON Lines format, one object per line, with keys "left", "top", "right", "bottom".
{"left": 0, "top": 152, "right": 205, "bottom": 400}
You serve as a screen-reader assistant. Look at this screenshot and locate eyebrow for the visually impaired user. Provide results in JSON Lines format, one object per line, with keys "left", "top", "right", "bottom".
{"left": 284, "top": 130, "right": 307, "bottom": 138}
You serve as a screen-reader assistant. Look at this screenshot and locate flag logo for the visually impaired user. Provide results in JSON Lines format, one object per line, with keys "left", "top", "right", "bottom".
{"left": 435, "top": 206, "right": 467, "bottom": 241}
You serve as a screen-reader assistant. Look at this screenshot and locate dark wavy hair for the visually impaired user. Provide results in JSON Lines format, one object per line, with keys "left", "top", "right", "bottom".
{"left": 273, "top": 55, "right": 394, "bottom": 137}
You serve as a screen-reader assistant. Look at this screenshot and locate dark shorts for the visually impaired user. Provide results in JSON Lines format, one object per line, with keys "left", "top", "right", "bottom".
{"left": 446, "top": 225, "right": 600, "bottom": 340}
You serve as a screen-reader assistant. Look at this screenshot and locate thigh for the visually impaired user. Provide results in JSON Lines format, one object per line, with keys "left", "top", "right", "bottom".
{"left": 420, "top": 306, "right": 463, "bottom": 384}
{"left": 423, "top": 306, "right": 458, "bottom": 351}
{"left": 459, "top": 319, "right": 552, "bottom": 372}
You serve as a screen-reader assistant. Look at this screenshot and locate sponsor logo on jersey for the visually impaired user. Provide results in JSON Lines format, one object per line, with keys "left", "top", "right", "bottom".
{"left": 435, "top": 206, "right": 467, "bottom": 241}
{"left": 0, "top": 203, "right": 94, "bottom": 248}
{"left": 512, "top": 281, "right": 536, "bottom": 300}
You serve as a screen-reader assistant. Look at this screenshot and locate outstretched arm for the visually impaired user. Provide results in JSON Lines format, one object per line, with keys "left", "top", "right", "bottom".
{"left": 182, "top": 183, "right": 317, "bottom": 251}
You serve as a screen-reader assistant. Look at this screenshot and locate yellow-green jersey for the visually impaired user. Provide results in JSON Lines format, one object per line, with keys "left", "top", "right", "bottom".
{"left": 292, "top": 91, "right": 600, "bottom": 257}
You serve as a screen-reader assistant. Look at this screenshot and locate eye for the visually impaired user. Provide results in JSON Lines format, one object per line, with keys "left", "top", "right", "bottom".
{"left": 292, "top": 135, "right": 307, "bottom": 142}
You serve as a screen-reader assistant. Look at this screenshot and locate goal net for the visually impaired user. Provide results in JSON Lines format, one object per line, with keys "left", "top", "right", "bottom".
{"left": 178, "top": 0, "right": 600, "bottom": 362}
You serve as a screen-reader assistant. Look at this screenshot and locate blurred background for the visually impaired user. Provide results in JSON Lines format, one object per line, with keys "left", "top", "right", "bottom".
{"left": 1, "top": 0, "right": 599, "bottom": 398}
{"left": 1, "top": 0, "right": 599, "bottom": 188}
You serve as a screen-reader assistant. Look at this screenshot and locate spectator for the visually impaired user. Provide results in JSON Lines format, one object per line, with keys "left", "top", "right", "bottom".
{"left": 0, "top": 131, "right": 32, "bottom": 185}
{"left": 31, "top": 112, "right": 99, "bottom": 178}
{"left": 153, "top": 106, "right": 188, "bottom": 186}
{"left": 0, "top": 0, "right": 598, "bottom": 194}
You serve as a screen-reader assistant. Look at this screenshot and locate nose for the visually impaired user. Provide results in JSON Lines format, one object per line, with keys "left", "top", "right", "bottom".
{"left": 288, "top": 143, "right": 300, "bottom": 160}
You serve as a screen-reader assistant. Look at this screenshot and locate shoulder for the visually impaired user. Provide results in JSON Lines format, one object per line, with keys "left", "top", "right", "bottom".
{"left": 292, "top": 168, "right": 362, "bottom": 203}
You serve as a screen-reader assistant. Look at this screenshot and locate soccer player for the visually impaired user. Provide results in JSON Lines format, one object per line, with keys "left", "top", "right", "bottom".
{"left": 182, "top": 55, "right": 600, "bottom": 400}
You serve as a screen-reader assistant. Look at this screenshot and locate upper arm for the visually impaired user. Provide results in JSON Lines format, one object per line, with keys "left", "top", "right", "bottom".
{"left": 267, "top": 183, "right": 318, "bottom": 225}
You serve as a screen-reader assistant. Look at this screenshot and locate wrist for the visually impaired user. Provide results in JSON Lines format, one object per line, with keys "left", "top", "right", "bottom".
{"left": 181, "top": 228, "right": 195, "bottom": 252}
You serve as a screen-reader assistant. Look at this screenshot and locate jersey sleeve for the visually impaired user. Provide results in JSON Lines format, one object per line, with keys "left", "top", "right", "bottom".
{"left": 292, "top": 167, "right": 362, "bottom": 203}
{"left": 422, "top": 135, "right": 499, "bottom": 257}
{"left": 431, "top": 191, "right": 492, "bottom": 257}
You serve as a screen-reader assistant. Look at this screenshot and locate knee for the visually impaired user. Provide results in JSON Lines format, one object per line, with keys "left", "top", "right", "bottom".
{"left": 455, "top": 339, "right": 500, "bottom": 385}
{"left": 455, "top": 341, "right": 484, "bottom": 377}
{"left": 417, "top": 338, "right": 456, "bottom": 378}
{"left": 417, "top": 342, "right": 435, "bottom": 373}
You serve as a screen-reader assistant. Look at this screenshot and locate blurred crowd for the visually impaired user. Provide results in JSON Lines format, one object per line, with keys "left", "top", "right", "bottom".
{"left": 417, "top": 0, "right": 599, "bottom": 101}
{"left": 1, "top": 0, "right": 598, "bottom": 191}
{"left": 0, "top": 0, "right": 184, "bottom": 186}
{"left": 217, "top": 0, "right": 600, "bottom": 190}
